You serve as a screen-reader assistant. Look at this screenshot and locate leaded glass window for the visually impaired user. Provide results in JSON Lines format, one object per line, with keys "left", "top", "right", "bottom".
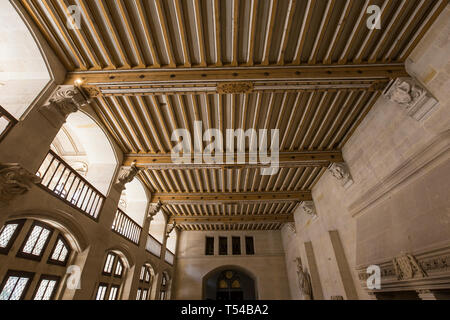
{"left": 103, "top": 253, "right": 115, "bottom": 274}
{"left": 20, "top": 223, "right": 52, "bottom": 258}
{"left": 49, "top": 236, "right": 71, "bottom": 265}
{"left": 95, "top": 284, "right": 108, "bottom": 300}
{"left": 108, "top": 286, "right": 119, "bottom": 300}
{"left": 0, "top": 271, "right": 33, "bottom": 300}
{"left": 0, "top": 220, "right": 24, "bottom": 254}
{"left": 33, "top": 276, "right": 59, "bottom": 300}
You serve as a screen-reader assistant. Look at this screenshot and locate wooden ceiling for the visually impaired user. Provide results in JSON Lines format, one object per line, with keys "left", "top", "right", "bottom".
{"left": 20, "top": 0, "right": 447, "bottom": 231}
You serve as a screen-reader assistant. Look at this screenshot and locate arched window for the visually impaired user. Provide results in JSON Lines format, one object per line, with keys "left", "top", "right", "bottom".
{"left": 159, "top": 272, "right": 170, "bottom": 300}
{"left": 0, "top": 219, "right": 75, "bottom": 300}
{"left": 94, "top": 252, "right": 127, "bottom": 300}
{"left": 136, "top": 263, "right": 155, "bottom": 300}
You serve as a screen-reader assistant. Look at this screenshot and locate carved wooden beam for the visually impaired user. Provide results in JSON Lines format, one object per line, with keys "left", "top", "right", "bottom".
{"left": 151, "top": 191, "right": 311, "bottom": 204}
{"left": 124, "top": 151, "right": 343, "bottom": 169}
{"left": 170, "top": 214, "right": 294, "bottom": 224}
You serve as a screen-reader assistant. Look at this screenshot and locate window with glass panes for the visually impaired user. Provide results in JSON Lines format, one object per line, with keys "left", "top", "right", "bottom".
{"left": 136, "top": 264, "right": 153, "bottom": 300}
{"left": 159, "top": 273, "right": 169, "bottom": 300}
{"left": 95, "top": 252, "right": 126, "bottom": 300}
{"left": 0, "top": 219, "right": 75, "bottom": 301}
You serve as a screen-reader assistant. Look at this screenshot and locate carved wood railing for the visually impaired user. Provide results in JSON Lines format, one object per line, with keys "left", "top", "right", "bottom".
{"left": 164, "top": 249, "right": 175, "bottom": 265}
{"left": 36, "top": 150, "right": 105, "bottom": 220}
{"left": 111, "top": 209, "right": 142, "bottom": 245}
{"left": 146, "top": 234, "right": 162, "bottom": 258}
{"left": 0, "top": 105, "right": 18, "bottom": 143}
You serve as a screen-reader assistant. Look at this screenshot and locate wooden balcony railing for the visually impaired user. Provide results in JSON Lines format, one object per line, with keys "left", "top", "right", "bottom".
{"left": 36, "top": 150, "right": 105, "bottom": 220}
{"left": 0, "top": 105, "right": 18, "bottom": 143}
{"left": 111, "top": 209, "right": 142, "bottom": 245}
{"left": 164, "top": 249, "right": 175, "bottom": 265}
{"left": 146, "top": 234, "right": 162, "bottom": 257}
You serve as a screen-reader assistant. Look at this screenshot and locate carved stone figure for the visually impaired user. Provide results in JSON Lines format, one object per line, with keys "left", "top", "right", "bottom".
{"left": 116, "top": 161, "right": 140, "bottom": 190}
{"left": 383, "top": 77, "right": 439, "bottom": 121}
{"left": 392, "top": 253, "right": 427, "bottom": 280}
{"left": 328, "top": 162, "right": 353, "bottom": 189}
{"left": 300, "top": 201, "right": 317, "bottom": 218}
{"left": 295, "top": 257, "right": 312, "bottom": 300}
{"left": 0, "top": 164, "right": 41, "bottom": 205}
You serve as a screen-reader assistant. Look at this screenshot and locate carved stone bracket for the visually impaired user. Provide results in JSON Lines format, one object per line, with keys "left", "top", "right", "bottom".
{"left": 40, "top": 86, "right": 90, "bottom": 128}
{"left": 285, "top": 222, "right": 296, "bottom": 234}
{"left": 115, "top": 161, "right": 141, "bottom": 191}
{"left": 300, "top": 201, "right": 317, "bottom": 218}
{"left": 392, "top": 253, "right": 427, "bottom": 281}
{"left": 166, "top": 221, "right": 176, "bottom": 237}
{"left": 328, "top": 162, "right": 354, "bottom": 189}
{"left": 383, "top": 77, "right": 439, "bottom": 121}
{"left": 0, "top": 163, "right": 41, "bottom": 206}
{"left": 147, "top": 200, "right": 162, "bottom": 220}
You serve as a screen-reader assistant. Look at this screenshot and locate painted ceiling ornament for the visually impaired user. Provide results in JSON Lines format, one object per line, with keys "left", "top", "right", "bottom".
{"left": 300, "top": 201, "right": 317, "bottom": 218}
{"left": 328, "top": 162, "right": 354, "bottom": 189}
{"left": 392, "top": 252, "right": 427, "bottom": 281}
{"left": 295, "top": 257, "right": 312, "bottom": 300}
{"left": 216, "top": 82, "right": 254, "bottom": 94}
{"left": 116, "top": 160, "right": 141, "bottom": 190}
{"left": 383, "top": 77, "right": 439, "bottom": 121}
{"left": 0, "top": 163, "right": 41, "bottom": 206}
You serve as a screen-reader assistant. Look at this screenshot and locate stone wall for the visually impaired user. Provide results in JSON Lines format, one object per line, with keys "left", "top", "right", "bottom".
{"left": 281, "top": 6, "right": 450, "bottom": 300}
{"left": 173, "top": 230, "right": 290, "bottom": 300}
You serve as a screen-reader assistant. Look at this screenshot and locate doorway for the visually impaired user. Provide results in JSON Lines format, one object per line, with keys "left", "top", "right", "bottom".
{"left": 203, "top": 267, "right": 256, "bottom": 300}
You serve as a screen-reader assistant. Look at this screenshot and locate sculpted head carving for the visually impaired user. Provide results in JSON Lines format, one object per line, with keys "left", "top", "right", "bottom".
{"left": 384, "top": 78, "right": 424, "bottom": 108}
{"left": 116, "top": 161, "right": 141, "bottom": 189}
{"left": 0, "top": 164, "right": 41, "bottom": 205}
{"left": 300, "top": 201, "right": 317, "bottom": 217}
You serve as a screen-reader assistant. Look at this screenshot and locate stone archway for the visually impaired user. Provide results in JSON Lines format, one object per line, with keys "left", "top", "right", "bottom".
{"left": 202, "top": 266, "right": 256, "bottom": 300}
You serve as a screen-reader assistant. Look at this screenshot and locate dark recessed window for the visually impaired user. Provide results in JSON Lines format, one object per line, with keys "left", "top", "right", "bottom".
{"left": 232, "top": 237, "right": 241, "bottom": 255}
{"left": 245, "top": 236, "right": 255, "bottom": 255}
{"left": 219, "top": 237, "right": 228, "bottom": 255}
{"left": 205, "top": 237, "right": 214, "bottom": 255}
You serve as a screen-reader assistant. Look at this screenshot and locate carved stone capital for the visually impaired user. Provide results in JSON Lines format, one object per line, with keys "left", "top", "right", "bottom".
{"left": 328, "top": 162, "right": 354, "bottom": 189}
{"left": 383, "top": 77, "right": 439, "bottom": 121}
{"left": 300, "top": 201, "right": 317, "bottom": 218}
{"left": 40, "top": 86, "right": 90, "bottom": 127}
{"left": 0, "top": 164, "right": 41, "bottom": 206}
{"left": 115, "top": 161, "right": 141, "bottom": 190}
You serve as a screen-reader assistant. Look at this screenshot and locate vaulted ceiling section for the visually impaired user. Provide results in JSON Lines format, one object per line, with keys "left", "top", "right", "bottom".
{"left": 20, "top": 0, "right": 447, "bottom": 230}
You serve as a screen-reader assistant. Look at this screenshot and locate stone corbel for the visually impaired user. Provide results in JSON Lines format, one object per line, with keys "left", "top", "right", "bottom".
{"left": 115, "top": 160, "right": 141, "bottom": 191}
{"left": 328, "top": 162, "right": 354, "bottom": 189}
{"left": 0, "top": 163, "right": 41, "bottom": 206}
{"left": 383, "top": 77, "right": 439, "bottom": 121}
{"left": 39, "top": 86, "right": 90, "bottom": 128}
{"left": 285, "top": 222, "right": 296, "bottom": 234}
{"left": 300, "top": 201, "right": 317, "bottom": 219}
{"left": 147, "top": 200, "right": 162, "bottom": 221}
{"left": 166, "top": 221, "right": 176, "bottom": 237}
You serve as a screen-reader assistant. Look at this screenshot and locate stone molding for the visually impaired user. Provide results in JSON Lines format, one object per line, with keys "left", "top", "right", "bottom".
{"left": 349, "top": 130, "right": 450, "bottom": 218}
{"left": 0, "top": 163, "right": 41, "bottom": 206}
{"left": 383, "top": 77, "right": 439, "bottom": 121}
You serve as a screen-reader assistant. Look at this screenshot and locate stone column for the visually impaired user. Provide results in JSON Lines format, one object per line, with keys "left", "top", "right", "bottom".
{"left": 304, "top": 241, "right": 324, "bottom": 300}
{"left": 0, "top": 86, "right": 89, "bottom": 173}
